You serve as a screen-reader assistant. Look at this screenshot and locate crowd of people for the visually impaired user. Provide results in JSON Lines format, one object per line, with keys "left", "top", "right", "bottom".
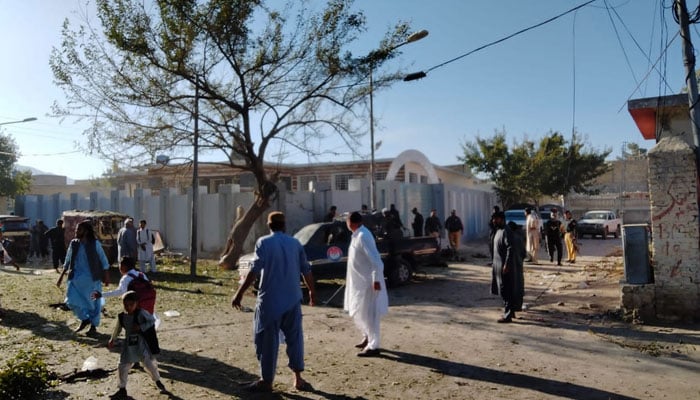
{"left": 52, "top": 216, "right": 163, "bottom": 398}
{"left": 4, "top": 203, "right": 585, "bottom": 396}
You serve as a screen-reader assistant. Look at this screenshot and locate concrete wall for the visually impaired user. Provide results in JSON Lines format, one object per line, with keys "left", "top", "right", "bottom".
{"left": 622, "top": 136, "right": 700, "bottom": 322}
{"left": 17, "top": 180, "right": 496, "bottom": 258}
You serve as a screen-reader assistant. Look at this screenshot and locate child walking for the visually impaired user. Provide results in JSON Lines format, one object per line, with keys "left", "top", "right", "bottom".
{"left": 108, "top": 291, "right": 166, "bottom": 398}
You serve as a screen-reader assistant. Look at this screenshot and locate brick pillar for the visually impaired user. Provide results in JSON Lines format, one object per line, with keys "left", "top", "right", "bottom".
{"left": 648, "top": 136, "right": 700, "bottom": 321}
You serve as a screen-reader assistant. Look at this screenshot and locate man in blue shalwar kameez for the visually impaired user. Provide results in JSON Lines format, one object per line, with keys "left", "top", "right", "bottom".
{"left": 232, "top": 211, "right": 316, "bottom": 393}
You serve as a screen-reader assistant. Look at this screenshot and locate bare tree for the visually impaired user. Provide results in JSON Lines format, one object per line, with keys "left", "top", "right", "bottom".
{"left": 50, "top": 0, "right": 412, "bottom": 269}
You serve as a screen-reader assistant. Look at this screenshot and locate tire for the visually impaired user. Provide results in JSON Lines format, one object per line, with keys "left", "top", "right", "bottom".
{"left": 602, "top": 227, "right": 609, "bottom": 240}
{"left": 387, "top": 256, "right": 413, "bottom": 287}
{"left": 613, "top": 225, "right": 620, "bottom": 239}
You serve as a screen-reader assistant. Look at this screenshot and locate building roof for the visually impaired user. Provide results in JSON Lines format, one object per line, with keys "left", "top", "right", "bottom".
{"left": 627, "top": 93, "right": 688, "bottom": 140}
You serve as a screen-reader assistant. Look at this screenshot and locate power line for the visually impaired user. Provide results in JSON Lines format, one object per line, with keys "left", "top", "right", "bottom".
{"left": 604, "top": 0, "right": 641, "bottom": 90}
{"left": 421, "top": 0, "right": 598, "bottom": 75}
{"left": 21, "top": 150, "right": 83, "bottom": 157}
{"left": 617, "top": 31, "right": 679, "bottom": 112}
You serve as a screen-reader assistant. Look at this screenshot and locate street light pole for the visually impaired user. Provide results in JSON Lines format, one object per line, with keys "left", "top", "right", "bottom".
{"left": 369, "top": 67, "right": 376, "bottom": 211}
{"left": 190, "top": 81, "right": 199, "bottom": 277}
{"left": 0, "top": 117, "right": 37, "bottom": 126}
{"left": 368, "top": 30, "right": 428, "bottom": 211}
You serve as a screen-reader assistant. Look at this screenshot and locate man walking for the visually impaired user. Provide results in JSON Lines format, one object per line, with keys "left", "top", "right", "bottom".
{"left": 444, "top": 210, "right": 464, "bottom": 260}
{"left": 563, "top": 210, "right": 578, "bottom": 263}
{"left": 491, "top": 212, "right": 523, "bottom": 323}
{"left": 344, "top": 211, "right": 388, "bottom": 357}
{"left": 410, "top": 207, "right": 424, "bottom": 237}
{"left": 117, "top": 218, "right": 138, "bottom": 261}
{"left": 545, "top": 209, "right": 564, "bottom": 266}
{"left": 525, "top": 208, "right": 540, "bottom": 264}
{"left": 45, "top": 219, "right": 67, "bottom": 273}
{"left": 232, "top": 211, "right": 316, "bottom": 393}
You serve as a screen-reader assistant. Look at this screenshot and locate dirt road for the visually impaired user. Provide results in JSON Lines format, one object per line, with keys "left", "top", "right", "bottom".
{"left": 1, "top": 237, "right": 698, "bottom": 399}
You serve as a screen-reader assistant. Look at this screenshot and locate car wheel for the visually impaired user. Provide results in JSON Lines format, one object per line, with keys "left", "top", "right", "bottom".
{"left": 602, "top": 227, "right": 609, "bottom": 240}
{"left": 613, "top": 225, "right": 620, "bottom": 239}
{"left": 387, "top": 256, "right": 413, "bottom": 287}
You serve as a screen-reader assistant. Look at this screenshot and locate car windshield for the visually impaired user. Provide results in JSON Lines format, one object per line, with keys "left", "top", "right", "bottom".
{"left": 583, "top": 212, "right": 607, "bottom": 220}
{"left": 505, "top": 210, "right": 524, "bottom": 219}
{"left": 294, "top": 223, "right": 322, "bottom": 244}
{"left": 1, "top": 220, "right": 29, "bottom": 231}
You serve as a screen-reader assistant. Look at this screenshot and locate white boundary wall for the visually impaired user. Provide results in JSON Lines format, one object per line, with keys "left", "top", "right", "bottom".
{"left": 17, "top": 181, "right": 496, "bottom": 257}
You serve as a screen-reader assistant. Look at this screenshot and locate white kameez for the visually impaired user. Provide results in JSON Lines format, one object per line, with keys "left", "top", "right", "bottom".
{"left": 136, "top": 228, "right": 156, "bottom": 272}
{"left": 344, "top": 225, "right": 388, "bottom": 350}
{"left": 525, "top": 214, "right": 540, "bottom": 259}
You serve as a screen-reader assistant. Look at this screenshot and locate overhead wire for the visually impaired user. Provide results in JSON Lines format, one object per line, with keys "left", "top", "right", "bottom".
{"left": 564, "top": 9, "right": 579, "bottom": 196}
{"left": 617, "top": 30, "right": 679, "bottom": 112}
{"left": 604, "top": 0, "right": 641, "bottom": 90}
{"left": 419, "top": 0, "right": 598, "bottom": 75}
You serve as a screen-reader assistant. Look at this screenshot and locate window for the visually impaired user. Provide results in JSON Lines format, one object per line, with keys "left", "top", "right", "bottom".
{"left": 420, "top": 175, "right": 428, "bottom": 184}
{"left": 211, "top": 178, "right": 232, "bottom": 193}
{"left": 298, "top": 175, "right": 317, "bottom": 191}
{"left": 408, "top": 172, "right": 418, "bottom": 183}
{"left": 374, "top": 172, "right": 386, "bottom": 181}
{"left": 334, "top": 174, "right": 353, "bottom": 190}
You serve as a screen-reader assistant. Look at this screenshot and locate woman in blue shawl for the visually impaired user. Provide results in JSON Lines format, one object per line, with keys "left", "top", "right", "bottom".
{"left": 57, "top": 220, "right": 110, "bottom": 334}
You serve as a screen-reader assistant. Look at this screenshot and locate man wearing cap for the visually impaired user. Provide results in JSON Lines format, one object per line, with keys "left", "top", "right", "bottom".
{"left": 117, "top": 218, "right": 138, "bottom": 261}
{"left": 345, "top": 211, "right": 388, "bottom": 357}
{"left": 411, "top": 207, "right": 424, "bottom": 237}
{"left": 232, "top": 211, "right": 316, "bottom": 393}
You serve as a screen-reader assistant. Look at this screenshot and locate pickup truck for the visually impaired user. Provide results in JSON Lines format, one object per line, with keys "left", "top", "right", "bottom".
{"left": 236, "top": 219, "right": 442, "bottom": 287}
{"left": 576, "top": 210, "right": 621, "bottom": 240}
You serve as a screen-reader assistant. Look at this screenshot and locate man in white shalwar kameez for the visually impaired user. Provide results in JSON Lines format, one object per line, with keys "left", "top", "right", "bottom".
{"left": 344, "top": 211, "right": 388, "bottom": 357}
{"left": 525, "top": 208, "right": 540, "bottom": 264}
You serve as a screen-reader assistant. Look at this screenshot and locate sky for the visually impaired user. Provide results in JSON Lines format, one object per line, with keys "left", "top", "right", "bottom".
{"left": 0, "top": 0, "right": 690, "bottom": 180}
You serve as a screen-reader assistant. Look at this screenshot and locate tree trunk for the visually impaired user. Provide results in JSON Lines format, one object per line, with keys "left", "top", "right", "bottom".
{"left": 218, "top": 191, "right": 270, "bottom": 270}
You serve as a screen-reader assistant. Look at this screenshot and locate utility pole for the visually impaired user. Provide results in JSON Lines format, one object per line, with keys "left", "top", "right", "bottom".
{"left": 620, "top": 141, "right": 627, "bottom": 221}
{"left": 677, "top": 0, "right": 700, "bottom": 148}
{"left": 190, "top": 81, "right": 199, "bottom": 277}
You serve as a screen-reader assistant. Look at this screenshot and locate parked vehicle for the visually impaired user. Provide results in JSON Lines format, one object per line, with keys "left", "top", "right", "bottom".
{"left": 61, "top": 210, "right": 129, "bottom": 265}
{"left": 0, "top": 215, "right": 31, "bottom": 263}
{"left": 505, "top": 209, "right": 527, "bottom": 228}
{"left": 577, "top": 210, "right": 621, "bottom": 240}
{"left": 237, "top": 220, "right": 442, "bottom": 287}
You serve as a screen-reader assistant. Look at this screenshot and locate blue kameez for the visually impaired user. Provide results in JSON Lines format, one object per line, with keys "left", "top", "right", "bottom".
{"left": 64, "top": 240, "right": 110, "bottom": 327}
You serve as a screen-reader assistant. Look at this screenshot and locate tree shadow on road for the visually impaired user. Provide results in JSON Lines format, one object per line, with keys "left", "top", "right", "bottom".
{"left": 380, "top": 349, "right": 637, "bottom": 400}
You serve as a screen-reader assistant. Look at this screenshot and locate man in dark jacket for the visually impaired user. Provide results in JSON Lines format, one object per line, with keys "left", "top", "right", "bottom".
{"left": 410, "top": 208, "right": 424, "bottom": 237}
{"left": 545, "top": 209, "right": 564, "bottom": 266}
{"left": 444, "top": 210, "right": 464, "bottom": 261}
{"left": 45, "top": 219, "right": 66, "bottom": 273}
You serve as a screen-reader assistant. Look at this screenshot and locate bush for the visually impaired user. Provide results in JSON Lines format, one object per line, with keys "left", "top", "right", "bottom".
{"left": 0, "top": 350, "right": 55, "bottom": 400}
